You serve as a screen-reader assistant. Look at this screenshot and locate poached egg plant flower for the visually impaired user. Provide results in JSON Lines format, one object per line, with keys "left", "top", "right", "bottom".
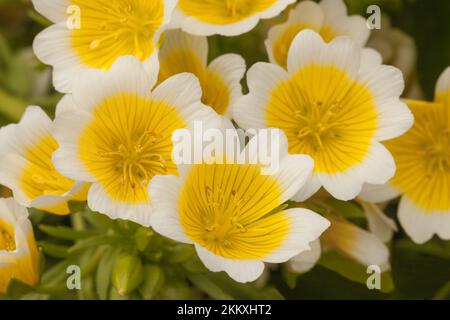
{"left": 52, "top": 56, "right": 219, "bottom": 227}
{"left": 0, "top": 106, "right": 87, "bottom": 215}
{"left": 266, "top": 0, "right": 370, "bottom": 69}
{"left": 0, "top": 198, "right": 39, "bottom": 293}
{"left": 289, "top": 214, "right": 391, "bottom": 274}
{"left": 234, "top": 30, "right": 414, "bottom": 201}
{"left": 150, "top": 130, "right": 330, "bottom": 283}
{"left": 158, "top": 30, "right": 246, "bottom": 118}
{"left": 32, "top": 0, "right": 177, "bottom": 93}
{"left": 361, "top": 67, "right": 450, "bottom": 244}
{"left": 171, "top": 0, "right": 295, "bottom": 36}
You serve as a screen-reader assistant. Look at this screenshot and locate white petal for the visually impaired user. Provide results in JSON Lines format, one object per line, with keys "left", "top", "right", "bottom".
{"left": 243, "top": 129, "right": 314, "bottom": 199}
{"left": 149, "top": 175, "right": 192, "bottom": 244}
{"left": 0, "top": 106, "right": 52, "bottom": 156}
{"left": 160, "top": 29, "right": 208, "bottom": 66}
{"left": 72, "top": 56, "right": 157, "bottom": 112}
{"left": 435, "top": 66, "right": 450, "bottom": 95}
{"left": 207, "top": 54, "right": 246, "bottom": 118}
{"left": 195, "top": 245, "right": 265, "bottom": 283}
{"left": 320, "top": 0, "right": 347, "bottom": 19}
{"left": 323, "top": 216, "right": 390, "bottom": 268}
{"left": 0, "top": 154, "right": 32, "bottom": 207}
{"left": 174, "top": 0, "right": 295, "bottom": 37}
{"left": 31, "top": 0, "right": 70, "bottom": 23}
{"left": 32, "top": 22, "right": 81, "bottom": 93}
{"left": 233, "top": 62, "right": 288, "bottom": 129}
{"left": 356, "top": 61, "right": 413, "bottom": 141}
{"left": 52, "top": 109, "right": 96, "bottom": 182}
{"left": 151, "top": 73, "right": 218, "bottom": 124}
{"left": 0, "top": 198, "right": 28, "bottom": 226}
{"left": 359, "top": 199, "right": 397, "bottom": 243}
{"left": 87, "top": 183, "right": 152, "bottom": 227}
{"left": 398, "top": 197, "right": 450, "bottom": 244}
{"left": 319, "top": 142, "right": 395, "bottom": 201}
{"left": 287, "top": 30, "right": 360, "bottom": 79}
{"left": 288, "top": 239, "right": 321, "bottom": 273}
{"left": 359, "top": 183, "right": 400, "bottom": 203}
{"left": 292, "top": 174, "right": 322, "bottom": 202}
{"left": 341, "top": 16, "right": 371, "bottom": 48}
{"left": 55, "top": 94, "right": 77, "bottom": 116}
{"left": 263, "top": 208, "right": 330, "bottom": 263}
{"left": 265, "top": 1, "right": 324, "bottom": 65}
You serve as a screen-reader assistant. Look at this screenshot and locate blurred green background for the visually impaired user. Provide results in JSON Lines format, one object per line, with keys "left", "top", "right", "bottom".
{"left": 0, "top": 0, "right": 449, "bottom": 300}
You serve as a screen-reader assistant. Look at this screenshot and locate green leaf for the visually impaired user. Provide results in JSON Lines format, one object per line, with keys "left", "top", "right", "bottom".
{"left": 188, "top": 273, "right": 234, "bottom": 300}
{"left": 199, "top": 273, "right": 284, "bottom": 300}
{"left": 38, "top": 241, "right": 70, "bottom": 259}
{"left": 6, "top": 279, "right": 35, "bottom": 299}
{"left": 327, "top": 198, "right": 366, "bottom": 220}
{"left": 39, "top": 225, "right": 96, "bottom": 241}
{"left": 79, "top": 276, "right": 97, "bottom": 300}
{"left": 96, "top": 247, "right": 122, "bottom": 300}
{"left": 319, "top": 252, "right": 394, "bottom": 293}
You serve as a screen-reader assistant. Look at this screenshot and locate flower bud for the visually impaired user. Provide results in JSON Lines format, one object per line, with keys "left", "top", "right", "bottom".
{"left": 112, "top": 255, "right": 143, "bottom": 296}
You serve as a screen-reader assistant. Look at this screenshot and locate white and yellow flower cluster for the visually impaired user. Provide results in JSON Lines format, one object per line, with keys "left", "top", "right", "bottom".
{"left": 1, "top": 0, "right": 447, "bottom": 286}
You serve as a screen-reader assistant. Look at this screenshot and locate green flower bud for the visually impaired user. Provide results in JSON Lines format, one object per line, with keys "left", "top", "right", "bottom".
{"left": 112, "top": 255, "right": 143, "bottom": 296}
{"left": 139, "top": 265, "right": 165, "bottom": 300}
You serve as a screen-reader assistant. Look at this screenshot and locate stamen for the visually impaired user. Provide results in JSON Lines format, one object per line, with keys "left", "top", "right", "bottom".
{"left": 0, "top": 225, "right": 15, "bottom": 251}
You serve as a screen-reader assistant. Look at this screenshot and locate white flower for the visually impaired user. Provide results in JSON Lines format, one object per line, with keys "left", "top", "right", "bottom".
{"left": 32, "top": 0, "right": 177, "bottom": 93}
{"left": 360, "top": 67, "right": 450, "bottom": 244}
{"left": 150, "top": 130, "right": 330, "bottom": 283}
{"left": 52, "top": 56, "right": 220, "bottom": 226}
{"left": 0, "top": 106, "right": 87, "bottom": 215}
{"left": 234, "top": 30, "right": 414, "bottom": 201}
{"left": 266, "top": 0, "right": 370, "bottom": 69}
{"left": 290, "top": 214, "right": 391, "bottom": 274}
{"left": 158, "top": 30, "right": 246, "bottom": 118}
{"left": 171, "top": 0, "right": 295, "bottom": 36}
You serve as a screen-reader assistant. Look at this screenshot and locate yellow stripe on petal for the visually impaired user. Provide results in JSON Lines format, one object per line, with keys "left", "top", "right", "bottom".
{"left": 386, "top": 100, "right": 450, "bottom": 212}
{"left": 70, "top": 0, "right": 165, "bottom": 70}
{"left": 20, "top": 135, "right": 77, "bottom": 215}
{"left": 79, "top": 93, "right": 186, "bottom": 204}
{"left": 266, "top": 64, "right": 377, "bottom": 174}
{"left": 178, "top": 163, "right": 289, "bottom": 260}
{"left": 159, "top": 49, "right": 230, "bottom": 115}
{"left": 178, "top": 0, "right": 278, "bottom": 25}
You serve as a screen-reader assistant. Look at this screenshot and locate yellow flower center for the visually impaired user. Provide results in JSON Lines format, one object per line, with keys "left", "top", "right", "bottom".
{"left": 179, "top": 163, "right": 290, "bottom": 260}
{"left": 71, "top": 0, "right": 165, "bottom": 70}
{"left": 0, "top": 222, "right": 15, "bottom": 251}
{"left": 79, "top": 93, "right": 185, "bottom": 203}
{"left": 266, "top": 64, "right": 377, "bottom": 174}
{"left": 178, "top": 0, "right": 277, "bottom": 25}
{"left": 97, "top": 131, "right": 168, "bottom": 190}
{"left": 387, "top": 100, "right": 450, "bottom": 211}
